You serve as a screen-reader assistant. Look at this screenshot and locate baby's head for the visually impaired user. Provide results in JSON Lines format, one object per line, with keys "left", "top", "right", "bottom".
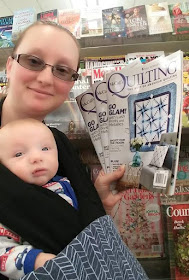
{"left": 0, "top": 119, "right": 58, "bottom": 186}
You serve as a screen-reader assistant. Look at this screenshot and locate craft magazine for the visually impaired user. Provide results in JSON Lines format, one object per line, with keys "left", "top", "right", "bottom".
{"left": 77, "top": 51, "right": 183, "bottom": 196}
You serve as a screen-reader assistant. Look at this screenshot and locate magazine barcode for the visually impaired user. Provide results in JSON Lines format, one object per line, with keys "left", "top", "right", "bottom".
{"left": 153, "top": 171, "right": 169, "bottom": 189}
{"left": 156, "top": 173, "right": 165, "bottom": 184}
{"left": 152, "top": 245, "right": 162, "bottom": 253}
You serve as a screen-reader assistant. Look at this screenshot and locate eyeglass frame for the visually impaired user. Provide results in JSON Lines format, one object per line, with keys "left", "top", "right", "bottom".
{"left": 11, "top": 53, "right": 79, "bottom": 82}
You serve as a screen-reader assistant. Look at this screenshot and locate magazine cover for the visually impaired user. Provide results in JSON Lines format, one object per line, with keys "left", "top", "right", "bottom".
{"left": 0, "top": 16, "right": 14, "bottom": 48}
{"left": 163, "top": 204, "right": 189, "bottom": 279}
{"left": 113, "top": 188, "right": 164, "bottom": 258}
{"left": 102, "top": 6, "right": 126, "bottom": 38}
{"left": 37, "top": 9, "right": 58, "bottom": 22}
{"left": 183, "top": 55, "right": 189, "bottom": 127}
{"left": 169, "top": 2, "right": 189, "bottom": 34}
{"left": 124, "top": 5, "right": 149, "bottom": 38}
{"left": 125, "top": 51, "right": 164, "bottom": 64}
{"left": 92, "top": 79, "right": 110, "bottom": 173}
{"left": 76, "top": 88, "right": 106, "bottom": 171}
{"left": 45, "top": 100, "right": 88, "bottom": 140}
{"left": 0, "top": 70, "right": 7, "bottom": 94}
{"left": 84, "top": 55, "right": 126, "bottom": 70}
{"left": 145, "top": 2, "right": 173, "bottom": 35}
{"left": 58, "top": 9, "right": 81, "bottom": 39}
{"left": 80, "top": 7, "right": 103, "bottom": 37}
{"left": 91, "top": 64, "right": 126, "bottom": 83}
{"left": 12, "top": 8, "right": 36, "bottom": 41}
{"left": 105, "top": 51, "right": 183, "bottom": 195}
{"left": 84, "top": 55, "right": 125, "bottom": 77}
{"left": 161, "top": 157, "right": 189, "bottom": 205}
{"left": 69, "top": 69, "right": 91, "bottom": 101}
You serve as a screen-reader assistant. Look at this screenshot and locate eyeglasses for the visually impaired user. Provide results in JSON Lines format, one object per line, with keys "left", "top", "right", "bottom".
{"left": 12, "top": 54, "right": 79, "bottom": 82}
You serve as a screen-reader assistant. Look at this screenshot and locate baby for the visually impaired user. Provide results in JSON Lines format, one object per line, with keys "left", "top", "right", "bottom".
{"left": 0, "top": 119, "right": 78, "bottom": 279}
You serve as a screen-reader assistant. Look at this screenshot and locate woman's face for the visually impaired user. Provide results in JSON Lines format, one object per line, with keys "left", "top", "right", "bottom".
{"left": 6, "top": 25, "right": 79, "bottom": 119}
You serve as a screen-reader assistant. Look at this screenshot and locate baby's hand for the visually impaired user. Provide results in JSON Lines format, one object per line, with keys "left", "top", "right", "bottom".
{"left": 34, "top": 252, "right": 56, "bottom": 270}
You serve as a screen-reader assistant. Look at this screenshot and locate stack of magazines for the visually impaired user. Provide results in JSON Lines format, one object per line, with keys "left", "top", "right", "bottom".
{"left": 76, "top": 51, "right": 183, "bottom": 196}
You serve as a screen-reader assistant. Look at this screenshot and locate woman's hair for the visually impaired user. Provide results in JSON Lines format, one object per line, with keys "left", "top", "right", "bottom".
{"left": 12, "top": 20, "right": 81, "bottom": 70}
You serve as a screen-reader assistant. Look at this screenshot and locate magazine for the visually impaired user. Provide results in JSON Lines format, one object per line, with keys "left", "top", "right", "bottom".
{"left": 12, "top": 8, "right": 36, "bottom": 41}
{"left": 113, "top": 188, "right": 164, "bottom": 258}
{"left": 76, "top": 87, "right": 106, "bottom": 171}
{"left": 183, "top": 55, "right": 189, "bottom": 127}
{"left": 37, "top": 9, "right": 58, "bottom": 22}
{"left": 145, "top": 2, "right": 173, "bottom": 35}
{"left": 45, "top": 100, "right": 88, "bottom": 140}
{"left": 91, "top": 64, "right": 126, "bottom": 83}
{"left": 69, "top": 69, "right": 91, "bottom": 101}
{"left": 0, "top": 70, "right": 7, "bottom": 94}
{"left": 125, "top": 51, "right": 164, "bottom": 64}
{"left": 169, "top": 2, "right": 189, "bottom": 35}
{"left": 124, "top": 5, "right": 149, "bottom": 38}
{"left": 106, "top": 51, "right": 183, "bottom": 195}
{"left": 80, "top": 7, "right": 103, "bottom": 37}
{"left": 58, "top": 9, "right": 81, "bottom": 39}
{"left": 84, "top": 55, "right": 126, "bottom": 70}
{"left": 102, "top": 6, "right": 126, "bottom": 38}
{"left": 0, "top": 16, "right": 14, "bottom": 48}
{"left": 160, "top": 157, "right": 189, "bottom": 205}
{"left": 163, "top": 204, "right": 189, "bottom": 279}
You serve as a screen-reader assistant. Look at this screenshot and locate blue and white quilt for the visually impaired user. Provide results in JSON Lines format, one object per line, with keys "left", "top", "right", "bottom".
{"left": 128, "top": 83, "right": 176, "bottom": 151}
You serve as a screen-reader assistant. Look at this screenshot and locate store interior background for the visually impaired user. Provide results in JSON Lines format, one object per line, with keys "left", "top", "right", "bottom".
{"left": 0, "top": 0, "right": 184, "bottom": 70}
{"left": 0, "top": 1, "right": 188, "bottom": 279}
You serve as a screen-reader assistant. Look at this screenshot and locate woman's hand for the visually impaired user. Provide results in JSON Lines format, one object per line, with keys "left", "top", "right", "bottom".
{"left": 34, "top": 252, "right": 56, "bottom": 270}
{"left": 94, "top": 165, "right": 125, "bottom": 215}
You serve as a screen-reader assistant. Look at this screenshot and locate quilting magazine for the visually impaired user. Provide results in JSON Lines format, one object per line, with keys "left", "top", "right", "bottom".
{"left": 76, "top": 50, "right": 183, "bottom": 196}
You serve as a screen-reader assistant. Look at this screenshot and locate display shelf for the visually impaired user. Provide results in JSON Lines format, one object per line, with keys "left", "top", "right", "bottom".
{"left": 181, "top": 127, "right": 189, "bottom": 146}
{"left": 1, "top": 33, "right": 189, "bottom": 70}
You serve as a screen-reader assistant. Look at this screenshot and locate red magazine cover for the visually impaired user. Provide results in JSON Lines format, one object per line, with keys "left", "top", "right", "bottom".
{"left": 169, "top": 2, "right": 189, "bottom": 34}
{"left": 37, "top": 9, "right": 57, "bottom": 22}
{"left": 58, "top": 9, "right": 81, "bottom": 39}
{"left": 164, "top": 204, "right": 189, "bottom": 279}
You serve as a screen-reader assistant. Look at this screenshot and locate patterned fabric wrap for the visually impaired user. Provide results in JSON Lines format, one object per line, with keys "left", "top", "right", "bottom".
{"left": 21, "top": 215, "right": 149, "bottom": 280}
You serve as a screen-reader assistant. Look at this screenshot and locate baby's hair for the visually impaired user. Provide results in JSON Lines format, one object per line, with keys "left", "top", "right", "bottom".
{"left": 12, "top": 20, "right": 81, "bottom": 71}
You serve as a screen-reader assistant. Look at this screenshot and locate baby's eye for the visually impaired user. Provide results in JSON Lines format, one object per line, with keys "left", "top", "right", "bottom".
{"left": 15, "top": 152, "right": 23, "bottom": 157}
{"left": 42, "top": 147, "right": 49, "bottom": 151}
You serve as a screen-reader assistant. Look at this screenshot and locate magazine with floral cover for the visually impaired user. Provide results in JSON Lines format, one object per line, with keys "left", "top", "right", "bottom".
{"left": 169, "top": 2, "right": 189, "bottom": 35}
{"left": 12, "top": 8, "right": 36, "bottom": 41}
{"left": 102, "top": 6, "right": 126, "bottom": 38}
{"left": 58, "top": 9, "right": 81, "bottom": 39}
{"left": 105, "top": 51, "right": 183, "bottom": 195}
{"left": 145, "top": 2, "right": 173, "bottom": 35}
{"left": 183, "top": 55, "right": 189, "bottom": 127}
{"left": 124, "top": 5, "right": 149, "bottom": 38}
{"left": 37, "top": 9, "right": 58, "bottom": 22}
{"left": 80, "top": 7, "right": 103, "bottom": 37}
{"left": 113, "top": 188, "right": 164, "bottom": 258}
{"left": 163, "top": 203, "right": 189, "bottom": 279}
{"left": 0, "top": 16, "right": 14, "bottom": 48}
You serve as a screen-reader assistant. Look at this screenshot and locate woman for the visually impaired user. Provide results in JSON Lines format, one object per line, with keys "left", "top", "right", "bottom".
{"left": 0, "top": 21, "right": 126, "bottom": 275}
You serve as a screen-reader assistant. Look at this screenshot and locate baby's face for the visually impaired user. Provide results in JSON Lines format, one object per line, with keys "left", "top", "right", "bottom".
{"left": 0, "top": 122, "right": 58, "bottom": 186}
